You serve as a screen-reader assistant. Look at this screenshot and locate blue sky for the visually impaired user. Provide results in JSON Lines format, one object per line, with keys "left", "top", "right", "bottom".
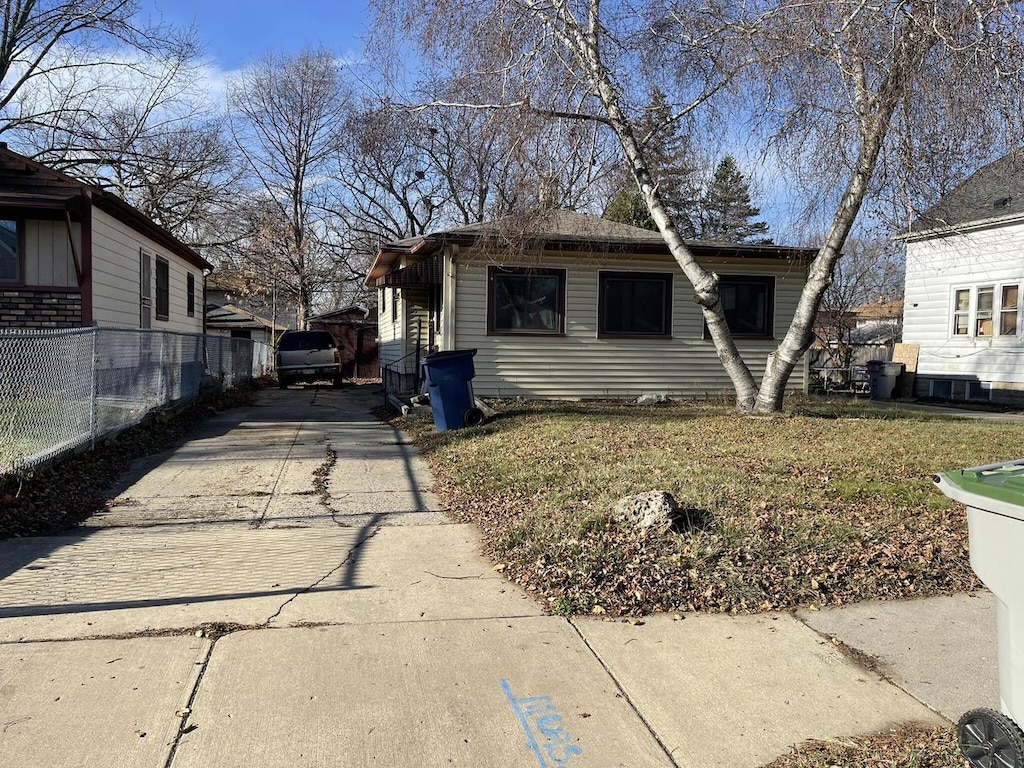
{"left": 143, "top": 0, "right": 371, "bottom": 71}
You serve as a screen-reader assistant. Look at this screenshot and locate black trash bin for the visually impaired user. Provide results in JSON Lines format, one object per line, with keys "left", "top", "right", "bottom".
{"left": 866, "top": 360, "right": 903, "bottom": 399}
{"left": 421, "top": 349, "right": 484, "bottom": 432}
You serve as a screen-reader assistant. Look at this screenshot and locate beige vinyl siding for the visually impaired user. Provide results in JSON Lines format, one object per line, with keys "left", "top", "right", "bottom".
{"left": 24, "top": 219, "right": 79, "bottom": 287}
{"left": 91, "top": 208, "right": 203, "bottom": 332}
{"left": 904, "top": 223, "right": 1024, "bottom": 385}
{"left": 404, "top": 288, "right": 432, "bottom": 358}
{"left": 377, "top": 286, "right": 404, "bottom": 370}
{"left": 453, "top": 251, "right": 808, "bottom": 399}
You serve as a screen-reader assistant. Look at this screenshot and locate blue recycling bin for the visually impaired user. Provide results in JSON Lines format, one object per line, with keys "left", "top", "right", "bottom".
{"left": 421, "top": 349, "right": 482, "bottom": 432}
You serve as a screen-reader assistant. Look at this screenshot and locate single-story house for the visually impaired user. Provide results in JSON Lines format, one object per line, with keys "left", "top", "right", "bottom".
{"left": 309, "top": 305, "right": 379, "bottom": 379}
{"left": 205, "top": 294, "right": 285, "bottom": 346}
{"left": 0, "top": 143, "right": 211, "bottom": 332}
{"left": 365, "top": 210, "right": 816, "bottom": 399}
{"left": 901, "top": 151, "right": 1024, "bottom": 404}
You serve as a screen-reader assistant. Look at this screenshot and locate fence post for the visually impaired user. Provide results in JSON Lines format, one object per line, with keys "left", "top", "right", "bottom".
{"left": 90, "top": 328, "right": 99, "bottom": 449}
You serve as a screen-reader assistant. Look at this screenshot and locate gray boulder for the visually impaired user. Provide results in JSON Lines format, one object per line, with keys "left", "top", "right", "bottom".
{"left": 614, "top": 490, "right": 680, "bottom": 529}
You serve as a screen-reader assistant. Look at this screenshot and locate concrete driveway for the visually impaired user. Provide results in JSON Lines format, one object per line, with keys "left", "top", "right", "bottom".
{"left": 0, "top": 385, "right": 982, "bottom": 767}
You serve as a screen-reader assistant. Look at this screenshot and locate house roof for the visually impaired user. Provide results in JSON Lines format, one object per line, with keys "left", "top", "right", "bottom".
{"left": 205, "top": 300, "right": 285, "bottom": 332}
{"left": 309, "top": 305, "right": 372, "bottom": 321}
{"left": 0, "top": 144, "right": 212, "bottom": 272}
{"left": 366, "top": 210, "right": 816, "bottom": 286}
{"left": 851, "top": 299, "right": 904, "bottom": 321}
{"left": 905, "top": 151, "right": 1024, "bottom": 239}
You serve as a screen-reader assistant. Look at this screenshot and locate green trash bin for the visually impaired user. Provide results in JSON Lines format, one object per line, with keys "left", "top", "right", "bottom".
{"left": 935, "top": 460, "right": 1024, "bottom": 767}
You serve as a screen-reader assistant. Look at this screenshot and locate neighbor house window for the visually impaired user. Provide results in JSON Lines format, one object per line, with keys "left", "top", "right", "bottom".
{"left": 976, "top": 286, "right": 994, "bottom": 336}
{"left": 488, "top": 267, "right": 566, "bottom": 335}
{"left": 1002, "top": 285, "right": 1019, "bottom": 336}
{"left": 718, "top": 275, "right": 775, "bottom": 338}
{"left": 0, "top": 219, "right": 19, "bottom": 282}
{"left": 953, "top": 289, "right": 971, "bottom": 335}
{"left": 391, "top": 288, "right": 398, "bottom": 323}
{"left": 951, "top": 284, "right": 1021, "bottom": 338}
{"left": 155, "top": 257, "right": 169, "bottom": 320}
{"left": 187, "top": 273, "right": 196, "bottom": 317}
{"left": 599, "top": 271, "right": 672, "bottom": 337}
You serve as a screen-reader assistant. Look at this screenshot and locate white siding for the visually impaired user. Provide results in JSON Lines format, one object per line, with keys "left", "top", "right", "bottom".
{"left": 91, "top": 208, "right": 203, "bottom": 332}
{"left": 451, "top": 250, "right": 808, "bottom": 399}
{"left": 24, "top": 219, "right": 79, "bottom": 287}
{"left": 904, "top": 223, "right": 1024, "bottom": 385}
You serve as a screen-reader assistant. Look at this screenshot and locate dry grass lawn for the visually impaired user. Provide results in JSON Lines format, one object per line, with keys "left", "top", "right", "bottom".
{"left": 401, "top": 399, "right": 1022, "bottom": 617}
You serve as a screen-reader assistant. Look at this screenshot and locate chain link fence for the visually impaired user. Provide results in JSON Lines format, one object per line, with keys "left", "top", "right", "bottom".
{"left": 0, "top": 328, "right": 268, "bottom": 475}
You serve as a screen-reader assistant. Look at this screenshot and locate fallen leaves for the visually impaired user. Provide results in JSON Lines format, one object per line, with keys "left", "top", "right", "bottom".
{"left": 400, "top": 399, "right": 1013, "bottom": 617}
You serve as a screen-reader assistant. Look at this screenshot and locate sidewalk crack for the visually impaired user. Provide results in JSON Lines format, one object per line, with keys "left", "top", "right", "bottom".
{"left": 264, "top": 517, "right": 384, "bottom": 626}
{"left": 162, "top": 638, "right": 215, "bottom": 768}
{"left": 567, "top": 619, "right": 682, "bottom": 767}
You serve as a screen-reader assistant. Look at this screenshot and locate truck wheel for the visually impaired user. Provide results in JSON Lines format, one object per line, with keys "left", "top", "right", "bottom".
{"left": 959, "top": 707, "right": 1024, "bottom": 768}
{"left": 332, "top": 374, "right": 343, "bottom": 389}
{"left": 278, "top": 376, "right": 289, "bottom": 389}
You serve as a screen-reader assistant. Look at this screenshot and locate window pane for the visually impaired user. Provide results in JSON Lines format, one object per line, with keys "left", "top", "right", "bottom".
{"left": 955, "top": 289, "right": 971, "bottom": 311}
{"left": 721, "top": 276, "right": 772, "bottom": 336}
{"left": 1002, "top": 309, "right": 1018, "bottom": 336}
{"left": 492, "top": 273, "right": 560, "bottom": 332}
{"left": 954, "top": 315, "right": 969, "bottom": 335}
{"left": 156, "top": 259, "right": 169, "bottom": 318}
{"left": 0, "top": 220, "right": 18, "bottom": 282}
{"left": 1003, "top": 285, "right": 1019, "bottom": 310}
{"left": 601, "top": 273, "right": 671, "bottom": 336}
{"left": 977, "top": 317, "right": 993, "bottom": 336}
{"left": 978, "top": 287, "right": 994, "bottom": 313}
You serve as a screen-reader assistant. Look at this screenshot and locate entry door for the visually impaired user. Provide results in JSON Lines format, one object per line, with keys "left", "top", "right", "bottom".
{"left": 140, "top": 248, "right": 152, "bottom": 328}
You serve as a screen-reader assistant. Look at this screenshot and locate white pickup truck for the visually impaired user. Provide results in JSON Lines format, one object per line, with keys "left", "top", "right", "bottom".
{"left": 275, "top": 330, "right": 343, "bottom": 389}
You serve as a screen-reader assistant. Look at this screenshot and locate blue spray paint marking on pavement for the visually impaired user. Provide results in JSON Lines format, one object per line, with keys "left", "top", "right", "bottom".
{"left": 501, "top": 678, "right": 584, "bottom": 767}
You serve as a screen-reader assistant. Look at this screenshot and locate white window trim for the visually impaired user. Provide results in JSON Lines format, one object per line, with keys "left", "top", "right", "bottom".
{"left": 950, "top": 282, "right": 1022, "bottom": 339}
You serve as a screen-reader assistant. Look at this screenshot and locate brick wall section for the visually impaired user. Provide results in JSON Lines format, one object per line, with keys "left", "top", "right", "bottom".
{"left": 0, "top": 290, "right": 83, "bottom": 328}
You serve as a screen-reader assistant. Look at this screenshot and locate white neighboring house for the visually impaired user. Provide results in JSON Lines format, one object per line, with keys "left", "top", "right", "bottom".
{"left": 0, "top": 144, "right": 210, "bottom": 332}
{"left": 902, "top": 151, "right": 1024, "bottom": 404}
{"left": 367, "top": 210, "right": 815, "bottom": 399}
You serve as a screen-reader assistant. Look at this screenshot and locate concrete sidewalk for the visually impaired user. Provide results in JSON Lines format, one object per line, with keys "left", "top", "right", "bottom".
{"left": 0, "top": 385, "right": 991, "bottom": 767}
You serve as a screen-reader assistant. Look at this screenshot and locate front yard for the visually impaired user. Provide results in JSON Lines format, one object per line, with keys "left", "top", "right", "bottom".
{"left": 401, "top": 399, "right": 1022, "bottom": 617}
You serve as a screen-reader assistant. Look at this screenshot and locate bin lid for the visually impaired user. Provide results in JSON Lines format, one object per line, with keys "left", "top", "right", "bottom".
{"left": 934, "top": 459, "right": 1024, "bottom": 520}
{"left": 423, "top": 349, "right": 477, "bottom": 363}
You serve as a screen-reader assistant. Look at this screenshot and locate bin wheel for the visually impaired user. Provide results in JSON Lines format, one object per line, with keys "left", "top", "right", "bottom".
{"left": 463, "top": 407, "right": 485, "bottom": 428}
{"left": 959, "top": 707, "right": 1024, "bottom": 768}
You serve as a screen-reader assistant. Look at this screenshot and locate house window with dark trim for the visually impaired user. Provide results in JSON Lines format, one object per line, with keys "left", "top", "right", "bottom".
{"left": 598, "top": 271, "right": 672, "bottom": 337}
{"left": 0, "top": 220, "right": 19, "bottom": 282}
{"left": 488, "top": 267, "right": 566, "bottom": 335}
{"left": 719, "top": 275, "right": 775, "bottom": 338}
{"left": 155, "top": 257, "right": 170, "bottom": 321}
{"left": 187, "top": 273, "right": 196, "bottom": 317}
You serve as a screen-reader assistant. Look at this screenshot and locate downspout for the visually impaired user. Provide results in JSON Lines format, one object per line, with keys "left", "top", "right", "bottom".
{"left": 80, "top": 190, "right": 94, "bottom": 326}
{"left": 441, "top": 244, "right": 458, "bottom": 351}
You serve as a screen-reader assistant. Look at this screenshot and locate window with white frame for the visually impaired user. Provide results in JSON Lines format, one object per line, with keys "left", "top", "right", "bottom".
{"left": 951, "top": 283, "right": 1021, "bottom": 338}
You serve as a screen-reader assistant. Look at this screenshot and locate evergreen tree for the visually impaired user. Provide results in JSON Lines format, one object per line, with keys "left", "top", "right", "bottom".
{"left": 698, "top": 156, "right": 771, "bottom": 243}
{"left": 603, "top": 189, "right": 656, "bottom": 230}
{"left": 603, "top": 88, "right": 700, "bottom": 234}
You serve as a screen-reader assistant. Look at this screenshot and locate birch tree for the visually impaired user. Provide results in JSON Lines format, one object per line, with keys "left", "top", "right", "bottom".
{"left": 376, "top": 0, "right": 1024, "bottom": 412}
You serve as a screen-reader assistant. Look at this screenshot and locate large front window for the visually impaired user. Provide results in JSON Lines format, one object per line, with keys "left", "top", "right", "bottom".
{"left": 0, "top": 220, "right": 18, "bottom": 282}
{"left": 599, "top": 271, "right": 672, "bottom": 337}
{"left": 488, "top": 267, "right": 565, "bottom": 335}
{"left": 719, "top": 275, "right": 775, "bottom": 338}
